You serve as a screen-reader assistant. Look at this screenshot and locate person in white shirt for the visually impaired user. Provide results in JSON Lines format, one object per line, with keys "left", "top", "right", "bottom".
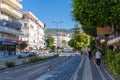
{"left": 95, "top": 49, "right": 102, "bottom": 67}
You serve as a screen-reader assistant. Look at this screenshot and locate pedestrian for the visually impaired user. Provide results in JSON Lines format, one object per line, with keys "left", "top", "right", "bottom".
{"left": 95, "top": 49, "right": 102, "bottom": 67}
{"left": 88, "top": 50, "right": 92, "bottom": 59}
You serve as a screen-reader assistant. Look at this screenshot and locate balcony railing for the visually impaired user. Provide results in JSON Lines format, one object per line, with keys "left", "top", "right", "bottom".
{"left": 0, "top": 25, "right": 21, "bottom": 35}
{"left": 3, "top": 0, "right": 22, "bottom": 10}
{"left": 11, "top": 19, "right": 22, "bottom": 27}
{"left": 0, "top": 3, "right": 22, "bottom": 19}
{"left": 0, "top": 20, "right": 22, "bottom": 28}
{"left": 0, "top": 15, "right": 9, "bottom": 20}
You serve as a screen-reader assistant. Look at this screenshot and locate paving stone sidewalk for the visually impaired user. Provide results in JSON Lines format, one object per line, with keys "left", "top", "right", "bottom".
{"left": 75, "top": 55, "right": 115, "bottom": 80}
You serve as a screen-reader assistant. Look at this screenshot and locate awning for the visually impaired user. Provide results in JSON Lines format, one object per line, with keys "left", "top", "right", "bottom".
{"left": 29, "top": 45, "right": 37, "bottom": 50}
{"left": 107, "top": 36, "right": 120, "bottom": 46}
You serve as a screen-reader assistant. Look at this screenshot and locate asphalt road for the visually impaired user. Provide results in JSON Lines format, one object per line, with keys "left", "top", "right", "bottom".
{"left": 0, "top": 53, "right": 70, "bottom": 80}
{"left": 36, "top": 54, "right": 115, "bottom": 80}
{"left": 0, "top": 53, "right": 114, "bottom": 80}
{"left": 36, "top": 54, "right": 81, "bottom": 80}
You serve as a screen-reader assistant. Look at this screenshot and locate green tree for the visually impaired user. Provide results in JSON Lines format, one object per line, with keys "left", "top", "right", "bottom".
{"left": 68, "top": 38, "right": 75, "bottom": 48}
{"left": 18, "top": 42, "right": 28, "bottom": 50}
{"left": 68, "top": 34, "right": 90, "bottom": 51}
{"left": 46, "top": 36, "right": 54, "bottom": 50}
{"left": 82, "top": 25, "right": 97, "bottom": 36}
{"left": 62, "top": 40, "right": 67, "bottom": 48}
{"left": 72, "top": 0, "right": 120, "bottom": 35}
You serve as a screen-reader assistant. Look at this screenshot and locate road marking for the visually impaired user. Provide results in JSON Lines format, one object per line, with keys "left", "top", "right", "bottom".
{"left": 35, "top": 72, "right": 58, "bottom": 80}
{"left": 82, "top": 56, "right": 93, "bottom": 80}
{"left": 70, "top": 56, "right": 84, "bottom": 80}
{"left": 97, "top": 67, "right": 107, "bottom": 80}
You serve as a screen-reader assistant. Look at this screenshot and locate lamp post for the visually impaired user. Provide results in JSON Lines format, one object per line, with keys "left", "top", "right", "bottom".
{"left": 52, "top": 21, "right": 63, "bottom": 55}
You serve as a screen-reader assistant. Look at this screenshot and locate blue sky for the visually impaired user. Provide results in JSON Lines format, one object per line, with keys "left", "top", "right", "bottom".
{"left": 21, "top": 0, "right": 76, "bottom": 29}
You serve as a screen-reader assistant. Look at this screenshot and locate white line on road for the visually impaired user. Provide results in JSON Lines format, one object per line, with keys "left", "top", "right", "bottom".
{"left": 82, "top": 56, "right": 93, "bottom": 80}
{"left": 70, "top": 56, "right": 84, "bottom": 80}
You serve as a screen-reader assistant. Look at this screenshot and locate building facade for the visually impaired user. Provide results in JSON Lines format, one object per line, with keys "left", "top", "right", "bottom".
{"left": 0, "top": 0, "right": 22, "bottom": 55}
{"left": 52, "top": 32, "right": 71, "bottom": 49}
{"left": 19, "top": 12, "right": 45, "bottom": 51}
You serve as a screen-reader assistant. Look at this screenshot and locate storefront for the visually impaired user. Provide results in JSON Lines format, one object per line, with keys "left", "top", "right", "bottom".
{"left": 0, "top": 39, "right": 17, "bottom": 56}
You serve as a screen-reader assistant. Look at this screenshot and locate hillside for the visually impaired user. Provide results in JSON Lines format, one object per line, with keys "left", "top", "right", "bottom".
{"left": 45, "top": 28, "right": 73, "bottom": 35}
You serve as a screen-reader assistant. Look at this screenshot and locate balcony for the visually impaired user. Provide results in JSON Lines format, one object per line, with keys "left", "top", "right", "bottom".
{"left": 0, "top": 25, "right": 21, "bottom": 35}
{"left": 0, "top": 15, "right": 9, "bottom": 20}
{"left": 3, "top": 0, "right": 23, "bottom": 10}
{"left": 11, "top": 19, "right": 22, "bottom": 27}
{"left": 0, "top": 3, "right": 22, "bottom": 19}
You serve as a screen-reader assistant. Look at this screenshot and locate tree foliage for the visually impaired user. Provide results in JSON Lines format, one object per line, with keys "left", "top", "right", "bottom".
{"left": 68, "top": 34, "right": 90, "bottom": 50}
{"left": 46, "top": 36, "right": 54, "bottom": 50}
{"left": 18, "top": 42, "right": 28, "bottom": 50}
{"left": 72, "top": 0, "right": 120, "bottom": 35}
{"left": 82, "top": 25, "right": 97, "bottom": 36}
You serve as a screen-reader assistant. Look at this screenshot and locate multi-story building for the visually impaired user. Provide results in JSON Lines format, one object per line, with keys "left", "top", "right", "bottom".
{"left": 19, "top": 12, "right": 45, "bottom": 51}
{"left": 0, "top": 0, "right": 22, "bottom": 55}
{"left": 52, "top": 32, "right": 71, "bottom": 48}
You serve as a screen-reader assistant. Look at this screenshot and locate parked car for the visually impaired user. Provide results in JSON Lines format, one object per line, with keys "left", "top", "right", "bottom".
{"left": 18, "top": 52, "right": 30, "bottom": 58}
{"left": 28, "top": 52, "right": 39, "bottom": 57}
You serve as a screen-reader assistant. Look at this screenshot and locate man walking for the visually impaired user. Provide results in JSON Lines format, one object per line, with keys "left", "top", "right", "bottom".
{"left": 95, "top": 49, "right": 102, "bottom": 67}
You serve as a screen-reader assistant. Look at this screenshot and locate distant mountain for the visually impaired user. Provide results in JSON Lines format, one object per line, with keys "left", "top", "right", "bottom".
{"left": 45, "top": 28, "right": 73, "bottom": 35}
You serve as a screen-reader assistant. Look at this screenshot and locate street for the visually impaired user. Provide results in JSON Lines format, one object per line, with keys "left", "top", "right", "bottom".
{"left": 0, "top": 53, "right": 115, "bottom": 80}
{"left": 36, "top": 54, "right": 114, "bottom": 80}
{"left": 0, "top": 53, "right": 71, "bottom": 80}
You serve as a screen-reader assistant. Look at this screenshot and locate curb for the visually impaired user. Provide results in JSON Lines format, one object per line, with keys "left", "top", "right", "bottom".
{"left": 70, "top": 56, "right": 84, "bottom": 80}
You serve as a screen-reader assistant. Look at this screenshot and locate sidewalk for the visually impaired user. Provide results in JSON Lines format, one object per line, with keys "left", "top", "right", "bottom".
{"left": 0, "top": 53, "right": 58, "bottom": 68}
{"left": 0, "top": 55, "right": 17, "bottom": 61}
{"left": 72, "top": 55, "right": 115, "bottom": 80}
{"left": 0, "top": 55, "right": 27, "bottom": 68}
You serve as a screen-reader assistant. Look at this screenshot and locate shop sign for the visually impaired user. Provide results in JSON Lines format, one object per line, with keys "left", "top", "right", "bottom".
{"left": 0, "top": 38, "right": 5, "bottom": 41}
{"left": 0, "top": 41, "right": 16, "bottom": 45}
{"left": 97, "top": 26, "right": 112, "bottom": 34}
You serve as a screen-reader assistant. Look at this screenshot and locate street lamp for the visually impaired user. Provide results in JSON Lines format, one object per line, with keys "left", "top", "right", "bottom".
{"left": 52, "top": 21, "right": 63, "bottom": 55}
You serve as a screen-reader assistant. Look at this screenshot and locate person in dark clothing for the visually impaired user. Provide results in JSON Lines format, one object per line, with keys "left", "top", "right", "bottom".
{"left": 88, "top": 50, "right": 92, "bottom": 59}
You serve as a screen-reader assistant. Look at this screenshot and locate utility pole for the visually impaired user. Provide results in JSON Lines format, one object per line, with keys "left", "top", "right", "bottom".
{"left": 52, "top": 21, "right": 63, "bottom": 55}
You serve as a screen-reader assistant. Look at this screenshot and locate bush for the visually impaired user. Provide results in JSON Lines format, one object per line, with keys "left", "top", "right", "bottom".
{"left": 104, "top": 50, "right": 120, "bottom": 76}
{"left": 27, "top": 54, "right": 59, "bottom": 63}
{"left": 90, "top": 40, "right": 97, "bottom": 51}
{"left": 28, "top": 57, "right": 39, "bottom": 63}
{"left": 5, "top": 61, "right": 15, "bottom": 68}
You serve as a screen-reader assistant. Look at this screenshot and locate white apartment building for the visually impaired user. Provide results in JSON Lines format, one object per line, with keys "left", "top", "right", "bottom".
{"left": 19, "top": 12, "right": 45, "bottom": 51}
{"left": 52, "top": 32, "right": 71, "bottom": 48}
{"left": 0, "top": 0, "right": 22, "bottom": 55}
